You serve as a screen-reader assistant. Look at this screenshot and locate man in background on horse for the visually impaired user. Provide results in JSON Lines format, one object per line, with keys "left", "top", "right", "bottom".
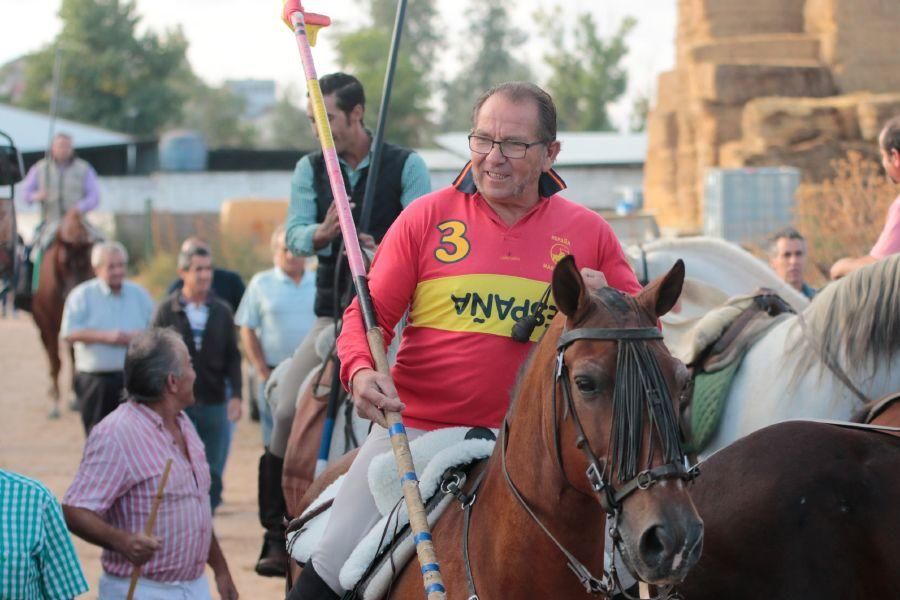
{"left": 831, "top": 115, "right": 900, "bottom": 279}
{"left": 20, "top": 133, "right": 101, "bottom": 254}
{"left": 768, "top": 227, "right": 816, "bottom": 299}
{"left": 234, "top": 224, "right": 315, "bottom": 577}
{"left": 152, "top": 242, "right": 243, "bottom": 513}
{"left": 273, "top": 71, "right": 430, "bottom": 521}
{"left": 63, "top": 328, "right": 238, "bottom": 599}
{"left": 61, "top": 241, "right": 154, "bottom": 435}
{"left": 288, "top": 81, "right": 641, "bottom": 599}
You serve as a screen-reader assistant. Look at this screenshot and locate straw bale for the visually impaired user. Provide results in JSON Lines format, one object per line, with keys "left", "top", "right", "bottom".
{"left": 857, "top": 95, "right": 900, "bottom": 141}
{"left": 740, "top": 96, "right": 861, "bottom": 154}
{"left": 692, "top": 63, "right": 836, "bottom": 105}
{"left": 688, "top": 35, "right": 820, "bottom": 64}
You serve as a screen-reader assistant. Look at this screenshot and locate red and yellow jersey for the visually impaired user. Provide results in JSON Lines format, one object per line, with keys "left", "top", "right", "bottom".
{"left": 337, "top": 166, "right": 641, "bottom": 431}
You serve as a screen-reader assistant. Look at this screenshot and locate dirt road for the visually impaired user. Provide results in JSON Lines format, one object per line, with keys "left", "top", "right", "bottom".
{"left": 0, "top": 316, "right": 285, "bottom": 598}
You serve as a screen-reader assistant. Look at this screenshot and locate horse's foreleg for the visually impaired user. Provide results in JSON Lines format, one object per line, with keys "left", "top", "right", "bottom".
{"left": 37, "top": 320, "right": 62, "bottom": 417}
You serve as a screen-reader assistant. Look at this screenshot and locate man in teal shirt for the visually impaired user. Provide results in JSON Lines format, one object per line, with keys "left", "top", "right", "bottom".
{"left": 273, "top": 72, "right": 430, "bottom": 479}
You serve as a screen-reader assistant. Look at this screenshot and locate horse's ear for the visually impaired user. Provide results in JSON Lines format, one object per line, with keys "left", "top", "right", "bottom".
{"left": 640, "top": 259, "right": 685, "bottom": 318}
{"left": 552, "top": 255, "right": 590, "bottom": 319}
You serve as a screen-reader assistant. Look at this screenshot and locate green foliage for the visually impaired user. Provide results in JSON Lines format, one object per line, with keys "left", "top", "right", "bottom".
{"left": 542, "top": 12, "right": 636, "bottom": 132}
{"left": 19, "top": 0, "right": 189, "bottom": 136}
{"left": 173, "top": 74, "right": 258, "bottom": 148}
{"left": 334, "top": 0, "right": 440, "bottom": 147}
{"left": 630, "top": 93, "right": 650, "bottom": 132}
{"left": 440, "top": 0, "right": 533, "bottom": 131}
{"left": 264, "top": 88, "right": 317, "bottom": 150}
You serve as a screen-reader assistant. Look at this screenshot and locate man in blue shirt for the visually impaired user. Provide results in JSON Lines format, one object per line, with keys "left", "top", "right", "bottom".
{"left": 61, "top": 241, "right": 154, "bottom": 434}
{"left": 236, "top": 224, "right": 316, "bottom": 576}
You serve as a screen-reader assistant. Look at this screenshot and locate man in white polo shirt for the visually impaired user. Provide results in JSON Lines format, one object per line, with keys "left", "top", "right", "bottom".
{"left": 235, "top": 224, "right": 315, "bottom": 576}
{"left": 61, "top": 241, "right": 154, "bottom": 434}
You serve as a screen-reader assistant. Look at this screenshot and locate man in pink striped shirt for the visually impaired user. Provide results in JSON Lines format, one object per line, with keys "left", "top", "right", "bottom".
{"left": 63, "top": 328, "right": 238, "bottom": 599}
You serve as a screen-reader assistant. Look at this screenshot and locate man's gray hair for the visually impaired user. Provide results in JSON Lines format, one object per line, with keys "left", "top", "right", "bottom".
{"left": 768, "top": 227, "right": 805, "bottom": 256}
{"left": 471, "top": 82, "right": 558, "bottom": 143}
{"left": 177, "top": 243, "right": 211, "bottom": 271}
{"left": 124, "top": 328, "right": 184, "bottom": 404}
{"left": 90, "top": 241, "right": 128, "bottom": 269}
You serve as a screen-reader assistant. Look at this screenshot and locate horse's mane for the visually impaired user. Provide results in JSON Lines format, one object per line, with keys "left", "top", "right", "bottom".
{"left": 796, "top": 254, "right": 900, "bottom": 377}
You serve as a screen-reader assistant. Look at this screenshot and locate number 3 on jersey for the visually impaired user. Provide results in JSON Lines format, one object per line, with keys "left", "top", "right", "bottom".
{"left": 434, "top": 220, "right": 470, "bottom": 263}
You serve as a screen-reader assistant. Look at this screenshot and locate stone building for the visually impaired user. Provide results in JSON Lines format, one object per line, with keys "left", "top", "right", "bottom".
{"left": 646, "top": 0, "right": 900, "bottom": 233}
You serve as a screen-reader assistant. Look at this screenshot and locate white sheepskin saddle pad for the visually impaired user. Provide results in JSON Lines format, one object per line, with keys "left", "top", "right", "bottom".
{"left": 286, "top": 426, "right": 496, "bottom": 599}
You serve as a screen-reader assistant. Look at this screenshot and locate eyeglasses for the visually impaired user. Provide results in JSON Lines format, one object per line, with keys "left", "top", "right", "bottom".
{"left": 467, "top": 135, "right": 547, "bottom": 159}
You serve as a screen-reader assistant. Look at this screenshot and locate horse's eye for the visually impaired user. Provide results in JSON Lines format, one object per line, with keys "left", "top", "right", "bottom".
{"left": 574, "top": 376, "right": 599, "bottom": 395}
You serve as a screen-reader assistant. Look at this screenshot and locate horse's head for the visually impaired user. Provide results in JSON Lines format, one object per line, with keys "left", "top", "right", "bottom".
{"left": 548, "top": 255, "right": 703, "bottom": 585}
{"left": 57, "top": 208, "right": 92, "bottom": 246}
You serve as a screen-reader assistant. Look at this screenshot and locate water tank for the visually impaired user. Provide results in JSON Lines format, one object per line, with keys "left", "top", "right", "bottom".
{"left": 159, "top": 130, "right": 208, "bottom": 171}
{"left": 703, "top": 167, "right": 800, "bottom": 247}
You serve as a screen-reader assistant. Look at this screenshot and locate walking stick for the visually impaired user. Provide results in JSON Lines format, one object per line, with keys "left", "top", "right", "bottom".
{"left": 126, "top": 459, "right": 173, "bottom": 600}
{"left": 284, "top": 6, "right": 447, "bottom": 598}
{"left": 316, "top": 0, "right": 408, "bottom": 477}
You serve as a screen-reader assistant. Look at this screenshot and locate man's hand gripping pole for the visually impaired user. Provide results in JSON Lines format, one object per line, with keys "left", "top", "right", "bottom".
{"left": 285, "top": 6, "right": 447, "bottom": 599}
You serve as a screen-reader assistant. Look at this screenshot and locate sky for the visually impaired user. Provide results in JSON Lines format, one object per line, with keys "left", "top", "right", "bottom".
{"left": 1, "top": 0, "right": 677, "bottom": 131}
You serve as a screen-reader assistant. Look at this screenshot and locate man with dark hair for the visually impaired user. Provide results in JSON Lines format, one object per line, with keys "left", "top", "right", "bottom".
{"left": 152, "top": 243, "right": 242, "bottom": 512}
{"left": 271, "top": 71, "right": 431, "bottom": 530}
{"left": 830, "top": 116, "right": 900, "bottom": 279}
{"left": 288, "top": 81, "right": 641, "bottom": 599}
{"left": 166, "top": 237, "right": 245, "bottom": 313}
{"left": 768, "top": 227, "right": 816, "bottom": 299}
{"left": 63, "top": 329, "right": 238, "bottom": 599}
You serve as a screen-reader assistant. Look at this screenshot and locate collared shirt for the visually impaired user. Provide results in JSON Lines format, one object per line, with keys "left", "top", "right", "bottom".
{"left": 0, "top": 470, "right": 89, "bottom": 600}
{"left": 61, "top": 278, "right": 154, "bottom": 373}
{"left": 800, "top": 282, "right": 817, "bottom": 299}
{"left": 235, "top": 268, "right": 316, "bottom": 366}
{"left": 870, "top": 193, "right": 900, "bottom": 259}
{"left": 21, "top": 159, "right": 100, "bottom": 212}
{"left": 183, "top": 301, "right": 209, "bottom": 351}
{"left": 286, "top": 149, "right": 431, "bottom": 257}
{"left": 64, "top": 401, "right": 213, "bottom": 582}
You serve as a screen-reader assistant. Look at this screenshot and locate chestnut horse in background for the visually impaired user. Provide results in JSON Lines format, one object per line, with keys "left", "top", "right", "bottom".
{"left": 676, "top": 418, "right": 900, "bottom": 599}
{"left": 31, "top": 208, "right": 94, "bottom": 416}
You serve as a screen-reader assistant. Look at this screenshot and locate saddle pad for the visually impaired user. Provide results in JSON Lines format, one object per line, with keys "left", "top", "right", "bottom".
{"left": 687, "top": 359, "right": 742, "bottom": 454}
{"left": 285, "top": 428, "right": 496, "bottom": 594}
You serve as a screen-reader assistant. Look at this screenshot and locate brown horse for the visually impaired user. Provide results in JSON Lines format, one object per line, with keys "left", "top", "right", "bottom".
{"left": 674, "top": 418, "right": 900, "bottom": 599}
{"left": 373, "top": 257, "right": 702, "bottom": 598}
{"left": 31, "top": 208, "right": 94, "bottom": 416}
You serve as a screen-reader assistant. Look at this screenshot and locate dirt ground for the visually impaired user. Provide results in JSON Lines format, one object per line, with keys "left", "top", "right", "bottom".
{"left": 0, "top": 315, "right": 286, "bottom": 599}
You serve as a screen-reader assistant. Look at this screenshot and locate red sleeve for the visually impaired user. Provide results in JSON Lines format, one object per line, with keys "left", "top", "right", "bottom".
{"left": 337, "top": 204, "right": 425, "bottom": 389}
{"left": 597, "top": 219, "right": 642, "bottom": 295}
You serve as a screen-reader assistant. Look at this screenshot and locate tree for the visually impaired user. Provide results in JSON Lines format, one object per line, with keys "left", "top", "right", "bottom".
{"left": 440, "top": 0, "right": 533, "bottom": 131}
{"left": 542, "top": 12, "right": 636, "bottom": 131}
{"left": 178, "top": 82, "right": 258, "bottom": 148}
{"left": 630, "top": 93, "right": 650, "bottom": 132}
{"left": 334, "top": 0, "right": 440, "bottom": 147}
{"left": 261, "top": 87, "right": 317, "bottom": 150}
{"left": 18, "top": 0, "right": 189, "bottom": 136}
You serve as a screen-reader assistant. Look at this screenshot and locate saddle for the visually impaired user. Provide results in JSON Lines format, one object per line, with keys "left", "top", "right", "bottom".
{"left": 680, "top": 289, "right": 795, "bottom": 454}
{"left": 286, "top": 427, "right": 496, "bottom": 600}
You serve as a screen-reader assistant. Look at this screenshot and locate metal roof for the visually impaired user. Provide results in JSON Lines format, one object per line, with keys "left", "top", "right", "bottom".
{"left": 0, "top": 103, "right": 133, "bottom": 153}
{"left": 434, "top": 131, "right": 647, "bottom": 167}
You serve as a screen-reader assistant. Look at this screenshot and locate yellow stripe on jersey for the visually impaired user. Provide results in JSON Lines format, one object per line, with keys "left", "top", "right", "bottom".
{"left": 409, "top": 274, "right": 558, "bottom": 341}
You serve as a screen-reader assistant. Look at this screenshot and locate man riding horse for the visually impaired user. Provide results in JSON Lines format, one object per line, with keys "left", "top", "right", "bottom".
{"left": 288, "top": 80, "right": 643, "bottom": 599}
{"left": 20, "top": 132, "right": 102, "bottom": 261}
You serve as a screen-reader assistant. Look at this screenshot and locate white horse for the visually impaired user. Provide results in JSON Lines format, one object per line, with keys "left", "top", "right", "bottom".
{"left": 626, "top": 237, "right": 809, "bottom": 361}
{"left": 703, "top": 253, "right": 900, "bottom": 456}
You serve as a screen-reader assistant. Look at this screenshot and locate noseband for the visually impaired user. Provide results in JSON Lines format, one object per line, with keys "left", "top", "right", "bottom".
{"left": 502, "top": 324, "right": 695, "bottom": 598}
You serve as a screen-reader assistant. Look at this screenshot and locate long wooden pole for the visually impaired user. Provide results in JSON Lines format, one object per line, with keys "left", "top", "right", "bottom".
{"left": 287, "top": 9, "right": 447, "bottom": 599}
{"left": 126, "top": 459, "right": 173, "bottom": 600}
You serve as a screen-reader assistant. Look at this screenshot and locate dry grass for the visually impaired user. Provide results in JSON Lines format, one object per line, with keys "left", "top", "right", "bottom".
{"left": 796, "top": 151, "right": 897, "bottom": 281}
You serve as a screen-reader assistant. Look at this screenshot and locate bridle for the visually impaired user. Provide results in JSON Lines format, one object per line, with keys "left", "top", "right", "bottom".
{"left": 500, "top": 323, "right": 696, "bottom": 598}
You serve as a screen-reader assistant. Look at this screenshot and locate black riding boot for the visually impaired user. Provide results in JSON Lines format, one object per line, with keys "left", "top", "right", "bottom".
{"left": 256, "top": 449, "right": 288, "bottom": 577}
{"left": 287, "top": 562, "right": 340, "bottom": 600}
